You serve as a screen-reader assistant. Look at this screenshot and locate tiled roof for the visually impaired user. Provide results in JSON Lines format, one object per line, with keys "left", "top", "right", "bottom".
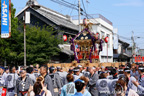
{"left": 16, "top": 4, "right": 79, "bottom": 31}
{"left": 34, "top": 5, "right": 78, "bottom": 31}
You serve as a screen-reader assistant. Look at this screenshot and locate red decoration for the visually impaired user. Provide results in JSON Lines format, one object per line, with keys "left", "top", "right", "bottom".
{"left": 76, "top": 48, "right": 80, "bottom": 52}
{"left": 83, "top": 18, "right": 87, "bottom": 26}
{"left": 95, "top": 48, "right": 98, "bottom": 52}
{"left": 1, "top": 88, "right": 7, "bottom": 96}
{"left": 63, "top": 35, "right": 67, "bottom": 42}
{"left": 105, "top": 36, "right": 109, "bottom": 43}
{"left": 78, "top": 52, "right": 83, "bottom": 59}
{"left": 95, "top": 32, "right": 100, "bottom": 40}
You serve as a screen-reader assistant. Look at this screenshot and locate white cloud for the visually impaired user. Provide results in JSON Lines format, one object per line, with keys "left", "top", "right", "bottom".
{"left": 114, "top": 0, "right": 144, "bottom": 7}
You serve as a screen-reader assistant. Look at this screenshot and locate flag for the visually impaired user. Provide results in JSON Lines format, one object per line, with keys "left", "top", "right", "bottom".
{"left": 1, "top": 0, "right": 11, "bottom": 38}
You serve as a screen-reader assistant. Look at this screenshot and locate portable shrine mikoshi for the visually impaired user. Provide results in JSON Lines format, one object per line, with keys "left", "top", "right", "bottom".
{"left": 68, "top": 18, "right": 109, "bottom": 63}
{"left": 69, "top": 19, "right": 99, "bottom": 63}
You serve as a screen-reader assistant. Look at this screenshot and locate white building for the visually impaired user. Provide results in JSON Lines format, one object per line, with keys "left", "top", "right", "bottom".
{"left": 72, "top": 14, "right": 113, "bottom": 63}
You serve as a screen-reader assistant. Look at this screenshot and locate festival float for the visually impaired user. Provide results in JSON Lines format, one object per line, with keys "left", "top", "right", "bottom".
{"left": 65, "top": 18, "right": 109, "bottom": 64}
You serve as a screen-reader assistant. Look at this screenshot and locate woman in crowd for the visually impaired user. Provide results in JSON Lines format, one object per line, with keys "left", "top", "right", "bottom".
{"left": 72, "top": 79, "right": 86, "bottom": 96}
{"left": 27, "top": 76, "right": 52, "bottom": 96}
{"left": 115, "top": 77, "right": 138, "bottom": 96}
{"left": 79, "top": 76, "right": 91, "bottom": 96}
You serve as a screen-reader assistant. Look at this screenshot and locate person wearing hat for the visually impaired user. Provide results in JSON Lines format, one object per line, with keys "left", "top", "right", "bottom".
{"left": 5, "top": 66, "right": 19, "bottom": 96}
{"left": 79, "top": 76, "right": 91, "bottom": 96}
{"left": 68, "top": 67, "right": 74, "bottom": 75}
{"left": 118, "top": 68, "right": 125, "bottom": 79}
{"left": 73, "top": 67, "right": 83, "bottom": 81}
{"left": 49, "top": 66, "right": 62, "bottom": 96}
{"left": 124, "top": 68, "right": 137, "bottom": 95}
{"left": 15, "top": 69, "right": 33, "bottom": 96}
{"left": 77, "top": 65, "right": 83, "bottom": 73}
{"left": 98, "top": 66, "right": 105, "bottom": 75}
{"left": 88, "top": 67, "right": 99, "bottom": 96}
{"left": 110, "top": 68, "right": 118, "bottom": 79}
{"left": 106, "top": 69, "right": 113, "bottom": 79}
{"left": 72, "top": 79, "right": 86, "bottom": 96}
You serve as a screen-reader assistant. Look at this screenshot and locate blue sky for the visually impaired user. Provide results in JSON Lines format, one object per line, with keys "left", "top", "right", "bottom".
{"left": 12, "top": 0, "right": 144, "bottom": 49}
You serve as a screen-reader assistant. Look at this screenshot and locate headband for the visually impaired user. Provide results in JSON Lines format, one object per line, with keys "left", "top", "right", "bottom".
{"left": 118, "top": 69, "right": 123, "bottom": 72}
{"left": 50, "top": 67, "right": 55, "bottom": 70}
{"left": 78, "top": 65, "right": 82, "bottom": 68}
{"left": 139, "top": 67, "right": 144, "bottom": 70}
{"left": 73, "top": 69, "right": 80, "bottom": 72}
{"left": 113, "top": 73, "right": 118, "bottom": 77}
{"left": 124, "top": 70, "right": 130, "bottom": 72}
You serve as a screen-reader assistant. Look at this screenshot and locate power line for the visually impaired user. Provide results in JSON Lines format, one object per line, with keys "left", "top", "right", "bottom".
{"left": 50, "top": 0, "right": 78, "bottom": 11}
{"left": 113, "top": 33, "right": 131, "bottom": 40}
{"left": 50, "top": 0, "right": 97, "bottom": 23}
{"left": 60, "top": 0, "right": 78, "bottom": 7}
{"left": 69, "top": 0, "right": 76, "bottom": 16}
{"left": 82, "top": 0, "right": 88, "bottom": 19}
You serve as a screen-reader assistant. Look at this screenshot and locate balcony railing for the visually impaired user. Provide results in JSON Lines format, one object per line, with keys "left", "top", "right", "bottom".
{"left": 71, "top": 14, "right": 113, "bottom": 25}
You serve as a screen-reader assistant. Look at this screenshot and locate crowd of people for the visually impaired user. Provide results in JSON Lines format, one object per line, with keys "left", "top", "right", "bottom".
{"left": 0, "top": 63, "right": 144, "bottom": 96}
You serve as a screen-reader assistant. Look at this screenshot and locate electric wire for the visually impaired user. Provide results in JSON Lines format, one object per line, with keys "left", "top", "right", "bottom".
{"left": 60, "top": 0, "right": 78, "bottom": 7}
{"left": 82, "top": 0, "right": 88, "bottom": 19}
{"left": 50, "top": 0, "right": 78, "bottom": 11}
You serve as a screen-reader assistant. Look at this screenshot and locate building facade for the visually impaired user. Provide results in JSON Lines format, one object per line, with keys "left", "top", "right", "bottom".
{"left": 72, "top": 14, "right": 113, "bottom": 63}
{"left": 138, "top": 49, "right": 144, "bottom": 56}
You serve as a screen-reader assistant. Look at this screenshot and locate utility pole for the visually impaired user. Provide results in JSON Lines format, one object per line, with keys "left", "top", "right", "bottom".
{"left": 132, "top": 31, "right": 134, "bottom": 63}
{"left": 78, "top": 0, "right": 81, "bottom": 32}
{"left": 24, "top": 11, "right": 26, "bottom": 67}
{"left": 23, "top": 11, "right": 30, "bottom": 67}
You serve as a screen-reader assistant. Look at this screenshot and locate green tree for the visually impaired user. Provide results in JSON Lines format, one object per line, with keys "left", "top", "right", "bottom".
{"left": 0, "top": 2, "right": 62, "bottom": 66}
{"left": 25, "top": 25, "right": 62, "bottom": 65}
{"left": 0, "top": 2, "right": 20, "bottom": 65}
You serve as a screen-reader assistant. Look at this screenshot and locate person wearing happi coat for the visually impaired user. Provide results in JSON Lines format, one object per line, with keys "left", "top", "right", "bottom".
{"left": 15, "top": 69, "right": 33, "bottom": 96}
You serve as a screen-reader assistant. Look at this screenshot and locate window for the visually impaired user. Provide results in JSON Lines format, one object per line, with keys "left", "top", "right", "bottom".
{"left": 101, "top": 31, "right": 105, "bottom": 39}
{"left": 107, "top": 34, "right": 110, "bottom": 48}
{"left": 101, "top": 31, "right": 105, "bottom": 47}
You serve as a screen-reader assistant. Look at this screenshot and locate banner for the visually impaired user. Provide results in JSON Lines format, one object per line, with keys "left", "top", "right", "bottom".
{"left": 1, "top": 0, "right": 11, "bottom": 38}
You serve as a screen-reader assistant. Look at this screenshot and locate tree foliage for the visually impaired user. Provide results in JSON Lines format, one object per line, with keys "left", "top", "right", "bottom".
{"left": 26, "top": 25, "right": 62, "bottom": 65}
{"left": 0, "top": 3, "right": 19, "bottom": 65}
{"left": 0, "top": 3, "right": 62, "bottom": 66}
